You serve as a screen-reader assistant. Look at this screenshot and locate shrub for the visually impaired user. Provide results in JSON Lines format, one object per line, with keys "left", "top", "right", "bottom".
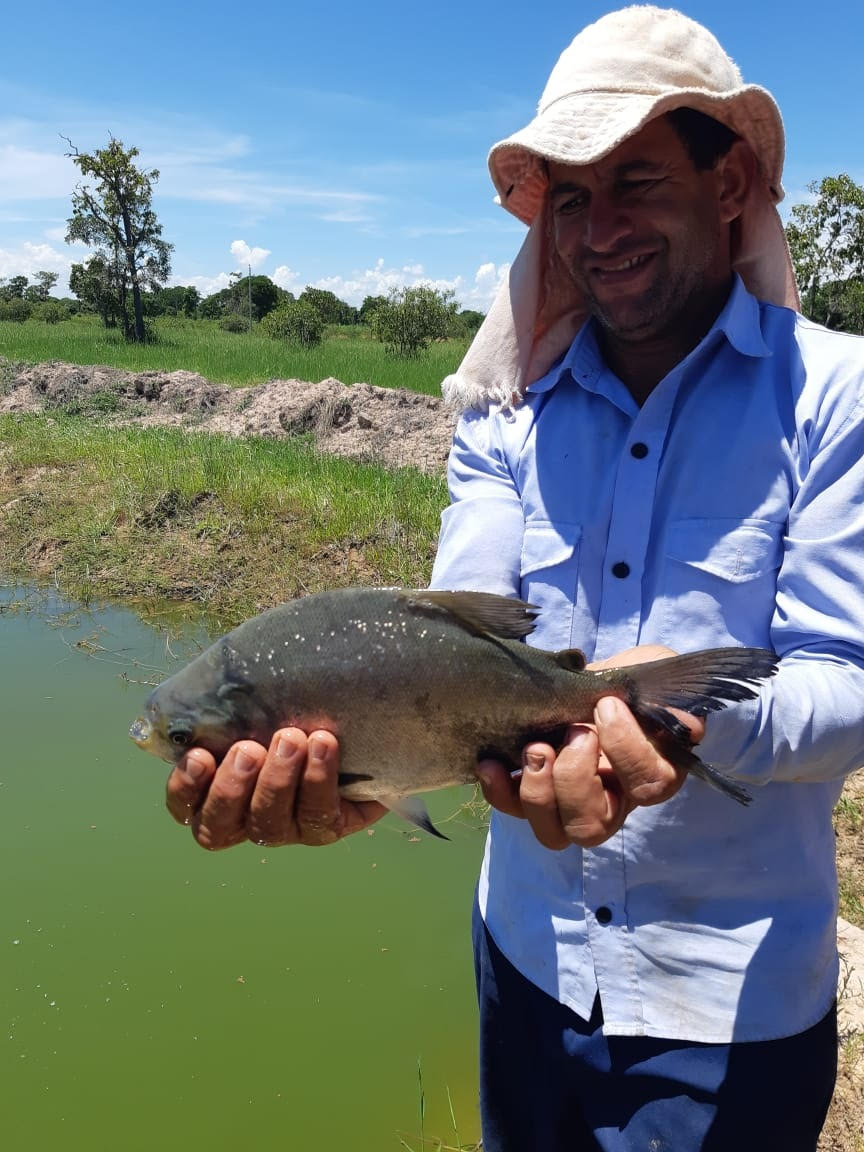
{"left": 0, "top": 298, "right": 32, "bottom": 322}
{"left": 39, "top": 301, "right": 70, "bottom": 325}
{"left": 219, "top": 314, "right": 249, "bottom": 334}
{"left": 261, "top": 299, "right": 324, "bottom": 346}
{"left": 371, "top": 286, "right": 458, "bottom": 357}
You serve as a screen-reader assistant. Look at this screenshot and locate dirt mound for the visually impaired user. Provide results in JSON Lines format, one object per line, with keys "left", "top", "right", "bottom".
{"left": 0, "top": 359, "right": 457, "bottom": 474}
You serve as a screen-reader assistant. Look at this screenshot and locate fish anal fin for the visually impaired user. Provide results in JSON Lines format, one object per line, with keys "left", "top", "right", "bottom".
{"left": 404, "top": 589, "right": 539, "bottom": 640}
{"left": 381, "top": 794, "right": 449, "bottom": 840}
{"left": 553, "top": 647, "right": 587, "bottom": 672}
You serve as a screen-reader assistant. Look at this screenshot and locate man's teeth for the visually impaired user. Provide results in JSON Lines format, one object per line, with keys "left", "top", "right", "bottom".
{"left": 606, "top": 254, "right": 649, "bottom": 272}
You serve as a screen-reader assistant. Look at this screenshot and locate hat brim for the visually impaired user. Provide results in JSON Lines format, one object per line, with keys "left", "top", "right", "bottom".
{"left": 489, "top": 86, "right": 785, "bottom": 225}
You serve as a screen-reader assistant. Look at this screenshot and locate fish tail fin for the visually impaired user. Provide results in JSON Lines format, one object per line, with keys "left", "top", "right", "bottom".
{"left": 602, "top": 647, "right": 778, "bottom": 805}
{"left": 634, "top": 702, "right": 753, "bottom": 805}
{"left": 621, "top": 647, "right": 778, "bottom": 717}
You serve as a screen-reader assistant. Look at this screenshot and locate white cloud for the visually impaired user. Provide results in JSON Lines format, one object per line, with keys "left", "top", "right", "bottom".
{"left": 178, "top": 272, "right": 233, "bottom": 297}
{"left": 306, "top": 257, "right": 509, "bottom": 311}
{"left": 0, "top": 145, "right": 74, "bottom": 200}
{"left": 271, "top": 265, "right": 302, "bottom": 292}
{"left": 230, "top": 239, "right": 270, "bottom": 270}
{"left": 0, "top": 240, "right": 83, "bottom": 294}
{"left": 465, "top": 261, "right": 510, "bottom": 310}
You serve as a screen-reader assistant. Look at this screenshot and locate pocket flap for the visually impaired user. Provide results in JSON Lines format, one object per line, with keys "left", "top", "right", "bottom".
{"left": 521, "top": 521, "right": 582, "bottom": 576}
{"left": 667, "top": 519, "right": 783, "bottom": 583}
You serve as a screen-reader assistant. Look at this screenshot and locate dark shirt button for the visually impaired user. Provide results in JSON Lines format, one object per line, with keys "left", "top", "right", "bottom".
{"left": 630, "top": 441, "right": 649, "bottom": 459}
{"left": 596, "top": 906, "right": 613, "bottom": 925}
{"left": 611, "top": 562, "right": 630, "bottom": 579}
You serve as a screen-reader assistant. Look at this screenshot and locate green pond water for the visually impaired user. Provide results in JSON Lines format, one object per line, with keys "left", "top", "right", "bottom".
{"left": 0, "top": 587, "right": 486, "bottom": 1150}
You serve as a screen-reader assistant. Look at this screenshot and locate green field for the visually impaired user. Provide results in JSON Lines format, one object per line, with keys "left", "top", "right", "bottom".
{"left": 0, "top": 413, "right": 447, "bottom": 624}
{"left": 0, "top": 314, "right": 468, "bottom": 394}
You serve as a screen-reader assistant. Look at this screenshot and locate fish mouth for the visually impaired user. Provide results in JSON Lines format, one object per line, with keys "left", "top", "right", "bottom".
{"left": 129, "top": 716, "right": 153, "bottom": 749}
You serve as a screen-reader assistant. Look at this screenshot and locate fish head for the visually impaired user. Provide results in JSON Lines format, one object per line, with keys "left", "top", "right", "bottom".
{"left": 130, "top": 642, "right": 267, "bottom": 765}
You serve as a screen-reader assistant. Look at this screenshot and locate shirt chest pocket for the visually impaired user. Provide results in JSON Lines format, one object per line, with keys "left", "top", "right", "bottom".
{"left": 520, "top": 521, "right": 582, "bottom": 650}
{"left": 662, "top": 519, "right": 784, "bottom": 648}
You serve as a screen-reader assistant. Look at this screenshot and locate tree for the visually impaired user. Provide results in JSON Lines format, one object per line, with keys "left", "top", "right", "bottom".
{"left": 299, "top": 287, "right": 358, "bottom": 326}
{"left": 23, "top": 270, "right": 59, "bottom": 303}
{"left": 69, "top": 253, "right": 126, "bottom": 328}
{"left": 64, "top": 136, "right": 173, "bottom": 342}
{"left": 143, "top": 284, "right": 201, "bottom": 318}
{"left": 261, "top": 298, "right": 324, "bottom": 346}
{"left": 785, "top": 174, "right": 864, "bottom": 329}
{"left": 359, "top": 294, "right": 387, "bottom": 325}
{"left": 0, "top": 275, "right": 29, "bottom": 301}
{"left": 200, "top": 276, "right": 280, "bottom": 322}
{"left": 371, "top": 285, "right": 458, "bottom": 357}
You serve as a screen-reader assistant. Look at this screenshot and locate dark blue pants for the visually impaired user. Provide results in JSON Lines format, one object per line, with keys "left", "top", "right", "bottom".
{"left": 473, "top": 901, "right": 837, "bottom": 1151}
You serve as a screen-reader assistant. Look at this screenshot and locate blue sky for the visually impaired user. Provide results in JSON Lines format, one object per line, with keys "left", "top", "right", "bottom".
{"left": 1, "top": 0, "right": 861, "bottom": 309}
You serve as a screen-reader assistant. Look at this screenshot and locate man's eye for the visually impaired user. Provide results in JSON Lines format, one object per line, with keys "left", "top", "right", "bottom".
{"left": 621, "top": 177, "right": 660, "bottom": 192}
{"left": 554, "top": 194, "right": 587, "bottom": 215}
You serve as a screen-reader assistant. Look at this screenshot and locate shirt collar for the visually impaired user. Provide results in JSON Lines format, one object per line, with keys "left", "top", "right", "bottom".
{"left": 525, "top": 274, "right": 771, "bottom": 397}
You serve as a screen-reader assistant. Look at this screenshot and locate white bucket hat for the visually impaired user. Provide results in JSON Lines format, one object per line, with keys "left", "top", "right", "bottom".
{"left": 443, "top": 5, "right": 799, "bottom": 411}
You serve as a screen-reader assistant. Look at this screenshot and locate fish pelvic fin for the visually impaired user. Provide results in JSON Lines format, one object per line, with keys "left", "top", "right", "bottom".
{"left": 380, "top": 794, "right": 449, "bottom": 840}
{"left": 404, "top": 590, "right": 539, "bottom": 640}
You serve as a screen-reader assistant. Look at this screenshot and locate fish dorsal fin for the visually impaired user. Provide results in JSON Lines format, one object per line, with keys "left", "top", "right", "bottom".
{"left": 553, "top": 648, "right": 587, "bottom": 672}
{"left": 404, "top": 590, "right": 539, "bottom": 639}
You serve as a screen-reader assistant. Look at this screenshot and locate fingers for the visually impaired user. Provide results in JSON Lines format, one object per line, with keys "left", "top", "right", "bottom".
{"left": 552, "top": 727, "right": 631, "bottom": 847}
{"left": 191, "top": 740, "right": 268, "bottom": 851}
{"left": 166, "top": 746, "right": 216, "bottom": 826}
{"left": 294, "top": 731, "right": 346, "bottom": 845}
{"left": 476, "top": 758, "right": 523, "bottom": 818}
{"left": 594, "top": 697, "right": 689, "bottom": 806}
{"left": 246, "top": 728, "right": 308, "bottom": 846}
{"left": 518, "top": 744, "right": 570, "bottom": 850}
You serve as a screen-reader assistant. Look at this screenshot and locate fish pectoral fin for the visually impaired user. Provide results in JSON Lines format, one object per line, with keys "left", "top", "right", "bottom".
{"left": 380, "top": 794, "right": 449, "bottom": 840}
{"left": 404, "top": 589, "right": 539, "bottom": 640}
{"left": 553, "top": 647, "right": 587, "bottom": 672}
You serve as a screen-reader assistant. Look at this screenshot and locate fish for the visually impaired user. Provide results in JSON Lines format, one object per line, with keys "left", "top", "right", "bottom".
{"left": 130, "top": 587, "right": 778, "bottom": 837}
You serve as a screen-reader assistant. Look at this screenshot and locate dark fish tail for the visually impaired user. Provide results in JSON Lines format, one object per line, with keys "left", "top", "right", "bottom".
{"left": 604, "top": 647, "right": 778, "bottom": 805}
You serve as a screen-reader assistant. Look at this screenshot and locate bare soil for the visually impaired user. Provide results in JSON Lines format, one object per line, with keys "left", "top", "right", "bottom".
{"left": 0, "top": 359, "right": 457, "bottom": 473}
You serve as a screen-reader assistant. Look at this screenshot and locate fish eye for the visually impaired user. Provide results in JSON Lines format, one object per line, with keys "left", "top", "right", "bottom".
{"left": 168, "top": 724, "right": 194, "bottom": 748}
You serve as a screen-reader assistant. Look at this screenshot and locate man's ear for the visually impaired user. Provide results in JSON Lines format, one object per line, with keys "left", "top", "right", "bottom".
{"left": 715, "top": 140, "right": 756, "bottom": 224}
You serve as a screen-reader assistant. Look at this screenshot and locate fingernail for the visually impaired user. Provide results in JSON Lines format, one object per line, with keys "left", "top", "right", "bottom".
{"left": 566, "top": 724, "right": 593, "bottom": 747}
{"left": 308, "top": 737, "right": 327, "bottom": 762}
{"left": 276, "top": 734, "right": 297, "bottom": 759}
{"left": 184, "top": 757, "right": 205, "bottom": 782}
{"left": 595, "top": 698, "right": 620, "bottom": 725}
{"left": 234, "top": 747, "right": 257, "bottom": 773}
{"left": 524, "top": 750, "right": 545, "bottom": 772}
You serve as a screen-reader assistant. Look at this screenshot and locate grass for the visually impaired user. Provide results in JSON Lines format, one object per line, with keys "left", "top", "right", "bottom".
{"left": 0, "top": 315, "right": 468, "bottom": 394}
{"left": 0, "top": 413, "right": 447, "bottom": 626}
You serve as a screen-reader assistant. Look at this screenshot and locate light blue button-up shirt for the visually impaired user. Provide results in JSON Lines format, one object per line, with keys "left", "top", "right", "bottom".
{"left": 430, "top": 276, "right": 864, "bottom": 1042}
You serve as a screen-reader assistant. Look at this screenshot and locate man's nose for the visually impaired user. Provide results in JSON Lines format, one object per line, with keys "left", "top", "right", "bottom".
{"left": 584, "top": 195, "right": 631, "bottom": 252}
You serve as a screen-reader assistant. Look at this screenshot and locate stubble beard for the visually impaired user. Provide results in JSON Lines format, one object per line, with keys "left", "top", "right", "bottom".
{"left": 570, "top": 238, "right": 721, "bottom": 347}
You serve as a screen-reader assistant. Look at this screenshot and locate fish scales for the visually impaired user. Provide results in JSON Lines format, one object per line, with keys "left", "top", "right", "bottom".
{"left": 130, "top": 587, "right": 779, "bottom": 833}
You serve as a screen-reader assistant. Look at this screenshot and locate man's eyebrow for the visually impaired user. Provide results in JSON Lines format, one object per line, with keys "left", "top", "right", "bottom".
{"left": 549, "top": 159, "right": 667, "bottom": 196}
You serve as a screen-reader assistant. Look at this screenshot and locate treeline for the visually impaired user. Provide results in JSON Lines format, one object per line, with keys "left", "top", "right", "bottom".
{"left": 0, "top": 270, "right": 486, "bottom": 358}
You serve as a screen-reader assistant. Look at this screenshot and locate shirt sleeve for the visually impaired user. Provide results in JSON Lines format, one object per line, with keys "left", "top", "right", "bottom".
{"left": 429, "top": 408, "right": 525, "bottom": 597}
{"left": 699, "top": 370, "right": 864, "bottom": 785}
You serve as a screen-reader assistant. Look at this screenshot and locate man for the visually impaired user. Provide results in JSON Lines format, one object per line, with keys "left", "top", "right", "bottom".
{"left": 166, "top": 7, "right": 864, "bottom": 1149}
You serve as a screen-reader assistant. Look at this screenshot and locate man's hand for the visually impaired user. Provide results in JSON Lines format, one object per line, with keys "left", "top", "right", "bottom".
{"left": 476, "top": 645, "right": 706, "bottom": 850}
{"left": 165, "top": 728, "right": 387, "bottom": 850}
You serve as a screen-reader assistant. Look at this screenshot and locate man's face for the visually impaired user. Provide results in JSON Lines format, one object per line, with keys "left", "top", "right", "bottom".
{"left": 548, "top": 116, "right": 736, "bottom": 343}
